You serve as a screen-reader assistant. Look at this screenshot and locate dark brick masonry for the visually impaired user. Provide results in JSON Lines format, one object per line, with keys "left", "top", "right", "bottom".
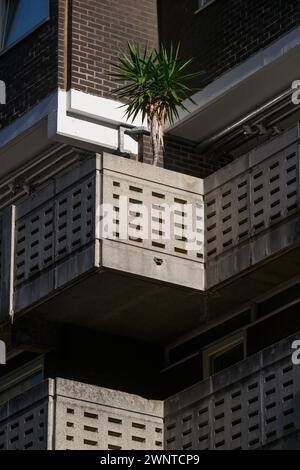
{"left": 70, "top": 0, "right": 159, "bottom": 100}
{"left": 0, "top": 0, "right": 159, "bottom": 127}
{"left": 0, "top": 0, "right": 59, "bottom": 129}
{"left": 1, "top": 0, "right": 296, "bottom": 178}
{"left": 158, "top": 0, "right": 300, "bottom": 89}
{"left": 139, "top": 133, "right": 233, "bottom": 178}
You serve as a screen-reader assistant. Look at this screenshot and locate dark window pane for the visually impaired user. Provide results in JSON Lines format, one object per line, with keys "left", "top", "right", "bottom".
{"left": 247, "top": 302, "right": 300, "bottom": 356}
{"left": 4, "top": 0, "right": 49, "bottom": 48}
{"left": 169, "top": 310, "right": 251, "bottom": 364}
{"left": 212, "top": 343, "right": 244, "bottom": 375}
{"left": 257, "top": 283, "right": 300, "bottom": 318}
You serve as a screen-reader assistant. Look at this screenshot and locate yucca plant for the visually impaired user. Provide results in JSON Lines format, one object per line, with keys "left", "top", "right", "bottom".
{"left": 113, "top": 43, "right": 201, "bottom": 166}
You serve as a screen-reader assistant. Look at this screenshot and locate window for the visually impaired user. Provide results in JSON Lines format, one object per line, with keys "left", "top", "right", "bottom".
{"left": 196, "top": 0, "right": 215, "bottom": 12}
{"left": 0, "top": 0, "right": 49, "bottom": 52}
{"left": 203, "top": 332, "right": 245, "bottom": 378}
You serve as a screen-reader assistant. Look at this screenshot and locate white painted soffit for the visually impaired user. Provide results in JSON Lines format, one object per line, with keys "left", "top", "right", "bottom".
{"left": 167, "top": 26, "right": 300, "bottom": 142}
{"left": 0, "top": 90, "right": 147, "bottom": 176}
{"left": 48, "top": 89, "right": 144, "bottom": 154}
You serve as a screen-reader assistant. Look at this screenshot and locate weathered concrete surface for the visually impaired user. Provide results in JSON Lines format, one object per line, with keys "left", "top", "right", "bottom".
{"left": 1, "top": 332, "right": 300, "bottom": 450}
{"left": 53, "top": 378, "right": 164, "bottom": 450}
{"left": 1, "top": 378, "right": 164, "bottom": 450}
{"left": 0, "top": 380, "right": 50, "bottom": 450}
{"left": 164, "top": 331, "right": 300, "bottom": 450}
{"left": 0, "top": 126, "right": 300, "bottom": 342}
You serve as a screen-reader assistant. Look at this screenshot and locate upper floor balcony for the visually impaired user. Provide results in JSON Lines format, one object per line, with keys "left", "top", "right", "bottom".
{"left": 0, "top": 123, "right": 300, "bottom": 336}
{"left": 204, "top": 124, "right": 300, "bottom": 287}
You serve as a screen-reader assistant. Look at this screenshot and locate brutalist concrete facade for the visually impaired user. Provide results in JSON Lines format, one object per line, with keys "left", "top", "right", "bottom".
{"left": 1, "top": 0, "right": 300, "bottom": 451}
{"left": 1, "top": 331, "right": 300, "bottom": 450}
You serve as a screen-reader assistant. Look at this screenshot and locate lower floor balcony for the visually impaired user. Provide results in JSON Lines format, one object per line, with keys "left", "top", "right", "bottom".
{"left": 0, "top": 331, "right": 299, "bottom": 450}
{"left": 0, "top": 378, "right": 164, "bottom": 450}
{"left": 165, "top": 331, "right": 300, "bottom": 450}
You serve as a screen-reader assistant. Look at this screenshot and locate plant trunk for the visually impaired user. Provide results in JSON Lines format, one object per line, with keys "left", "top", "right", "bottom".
{"left": 151, "top": 114, "right": 160, "bottom": 166}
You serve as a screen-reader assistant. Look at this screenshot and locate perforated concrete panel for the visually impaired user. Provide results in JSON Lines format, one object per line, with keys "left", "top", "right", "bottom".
{"left": 1, "top": 334, "right": 300, "bottom": 450}
{"left": 164, "top": 333, "right": 300, "bottom": 450}
{"left": 0, "top": 379, "right": 163, "bottom": 451}
{"left": 0, "top": 382, "right": 49, "bottom": 450}
{"left": 205, "top": 138, "right": 298, "bottom": 261}
{"left": 101, "top": 154, "right": 205, "bottom": 290}
{"left": 0, "top": 125, "right": 300, "bottom": 316}
{"left": 53, "top": 379, "right": 164, "bottom": 450}
{"left": 204, "top": 126, "right": 300, "bottom": 287}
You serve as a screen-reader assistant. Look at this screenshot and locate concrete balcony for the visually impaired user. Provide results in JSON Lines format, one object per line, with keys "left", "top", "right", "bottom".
{"left": 0, "top": 124, "right": 300, "bottom": 337}
{"left": 0, "top": 152, "right": 205, "bottom": 322}
{"left": 0, "top": 332, "right": 300, "bottom": 450}
{"left": 0, "top": 378, "right": 163, "bottom": 450}
{"left": 165, "top": 332, "right": 300, "bottom": 450}
{"left": 204, "top": 125, "right": 300, "bottom": 288}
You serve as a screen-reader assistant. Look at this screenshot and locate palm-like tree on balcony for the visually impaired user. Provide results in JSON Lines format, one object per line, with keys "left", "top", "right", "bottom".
{"left": 113, "top": 43, "right": 200, "bottom": 166}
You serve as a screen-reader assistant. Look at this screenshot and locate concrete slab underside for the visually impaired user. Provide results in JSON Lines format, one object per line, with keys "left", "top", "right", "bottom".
{"left": 22, "top": 243, "right": 300, "bottom": 344}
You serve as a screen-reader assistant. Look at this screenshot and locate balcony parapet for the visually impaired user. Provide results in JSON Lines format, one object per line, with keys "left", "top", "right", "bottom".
{"left": 165, "top": 331, "right": 300, "bottom": 450}
{"left": 0, "top": 332, "right": 300, "bottom": 450}
{"left": 0, "top": 378, "right": 163, "bottom": 450}
{"left": 2, "top": 153, "right": 205, "bottom": 319}
{"left": 0, "top": 123, "right": 299, "bottom": 319}
{"left": 204, "top": 124, "right": 300, "bottom": 286}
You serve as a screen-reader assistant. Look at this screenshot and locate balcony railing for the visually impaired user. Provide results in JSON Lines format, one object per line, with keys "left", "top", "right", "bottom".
{"left": 0, "top": 380, "right": 49, "bottom": 450}
{"left": 0, "top": 152, "right": 206, "bottom": 319}
{"left": 0, "top": 124, "right": 300, "bottom": 318}
{"left": 204, "top": 125, "right": 300, "bottom": 287}
{"left": 0, "top": 378, "right": 163, "bottom": 450}
{"left": 1, "top": 333, "right": 300, "bottom": 450}
{"left": 164, "top": 331, "right": 300, "bottom": 450}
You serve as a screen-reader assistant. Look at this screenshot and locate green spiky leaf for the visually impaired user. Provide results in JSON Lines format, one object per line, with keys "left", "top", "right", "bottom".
{"left": 111, "top": 43, "right": 203, "bottom": 164}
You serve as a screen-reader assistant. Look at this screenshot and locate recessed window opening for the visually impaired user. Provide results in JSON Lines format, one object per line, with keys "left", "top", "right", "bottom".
{"left": 0, "top": 0, "right": 49, "bottom": 52}
{"left": 203, "top": 332, "right": 245, "bottom": 378}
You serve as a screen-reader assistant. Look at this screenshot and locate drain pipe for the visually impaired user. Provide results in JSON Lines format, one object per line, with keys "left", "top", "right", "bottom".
{"left": 196, "top": 89, "right": 292, "bottom": 151}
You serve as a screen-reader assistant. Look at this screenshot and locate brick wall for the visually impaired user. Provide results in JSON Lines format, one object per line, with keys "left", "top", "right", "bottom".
{"left": 158, "top": 0, "right": 300, "bottom": 89}
{"left": 2, "top": 0, "right": 300, "bottom": 129}
{"left": 0, "top": 0, "right": 59, "bottom": 129}
{"left": 140, "top": 134, "right": 233, "bottom": 178}
{"left": 70, "top": 0, "right": 159, "bottom": 100}
{"left": 3, "top": 0, "right": 291, "bottom": 179}
{"left": 0, "top": 0, "right": 159, "bottom": 127}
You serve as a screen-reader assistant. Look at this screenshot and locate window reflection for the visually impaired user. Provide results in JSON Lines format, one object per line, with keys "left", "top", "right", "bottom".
{"left": 1, "top": 0, "right": 49, "bottom": 51}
